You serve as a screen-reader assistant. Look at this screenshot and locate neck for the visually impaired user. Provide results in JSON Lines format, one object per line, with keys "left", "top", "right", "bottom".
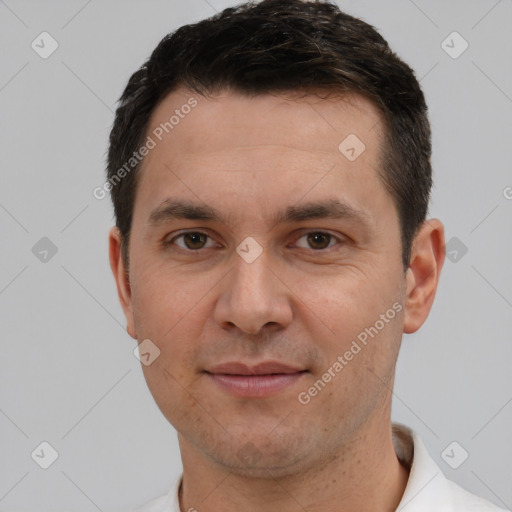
{"left": 178, "top": 404, "right": 409, "bottom": 512}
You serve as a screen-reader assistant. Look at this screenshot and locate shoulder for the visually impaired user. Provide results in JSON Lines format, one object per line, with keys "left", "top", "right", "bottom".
{"left": 393, "top": 423, "right": 509, "bottom": 512}
{"left": 443, "top": 478, "right": 509, "bottom": 511}
{"left": 132, "top": 476, "right": 181, "bottom": 512}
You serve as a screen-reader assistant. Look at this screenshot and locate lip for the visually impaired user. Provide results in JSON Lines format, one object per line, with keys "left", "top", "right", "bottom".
{"left": 205, "top": 361, "right": 307, "bottom": 398}
{"left": 207, "top": 361, "right": 303, "bottom": 375}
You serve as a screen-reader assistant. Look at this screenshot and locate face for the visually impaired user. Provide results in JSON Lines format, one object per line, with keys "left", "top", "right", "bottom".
{"left": 110, "top": 88, "right": 442, "bottom": 477}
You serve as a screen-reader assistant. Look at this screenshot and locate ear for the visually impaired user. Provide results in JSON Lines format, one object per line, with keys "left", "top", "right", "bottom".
{"left": 108, "top": 227, "right": 137, "bottom": 339}
{"left": 403, "top": 219, "right": 445, "bottom": 334}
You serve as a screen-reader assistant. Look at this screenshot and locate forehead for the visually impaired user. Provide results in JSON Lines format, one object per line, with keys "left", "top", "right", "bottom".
{"left": 133, "top": 87, "right": 390, "bottom": 225}
{"left": 144, "top": 87, "right": 383, "bottom": 160}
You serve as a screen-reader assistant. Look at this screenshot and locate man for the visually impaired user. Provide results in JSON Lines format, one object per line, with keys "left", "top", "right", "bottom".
{"left": 106, "top": 1, "right": 507, "bottom": 510}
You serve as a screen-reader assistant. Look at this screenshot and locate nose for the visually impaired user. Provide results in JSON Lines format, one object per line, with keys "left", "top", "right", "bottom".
{"left": 213, "top": 249, "right": 293, "bottom": 336}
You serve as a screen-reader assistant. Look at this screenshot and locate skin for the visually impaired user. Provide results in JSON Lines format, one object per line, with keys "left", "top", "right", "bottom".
{"left": 109, "top": 87, "right": 445, "bottom": 512}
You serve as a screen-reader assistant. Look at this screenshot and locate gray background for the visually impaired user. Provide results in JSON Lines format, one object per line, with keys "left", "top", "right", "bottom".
{"left": 1, "top": 0, "right": 511, "bottom": 510}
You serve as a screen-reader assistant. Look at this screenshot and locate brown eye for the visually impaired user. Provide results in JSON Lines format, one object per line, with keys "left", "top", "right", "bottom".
{"left": 182, "top": 232, "right": 208, "bottom": 250}
{"left": 168, "top": 231, "right": 215, "bottom": 251}
{"left": 305, "top": 232, "right": 335, "bottom": 250}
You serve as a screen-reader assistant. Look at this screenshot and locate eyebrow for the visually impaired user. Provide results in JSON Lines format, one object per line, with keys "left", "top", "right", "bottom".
{"left": 148, "top": 197, "right": 370, "bottom": 228}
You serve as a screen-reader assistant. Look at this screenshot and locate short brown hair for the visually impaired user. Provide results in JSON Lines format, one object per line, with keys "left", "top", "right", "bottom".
{"left": 107, "top": 0, "right": 432, "bottom": 268}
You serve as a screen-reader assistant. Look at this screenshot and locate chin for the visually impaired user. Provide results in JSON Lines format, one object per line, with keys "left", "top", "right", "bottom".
{"left": 204, "top": 433, "right": 315, "bottom": 479}
{"left": 215, "top": 453, "right": 308, "bottom": 480}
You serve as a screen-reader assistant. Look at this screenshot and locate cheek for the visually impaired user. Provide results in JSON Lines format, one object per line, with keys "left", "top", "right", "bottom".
{"left": 141, "top": 356, "right": 204, "bottom": 431}
{"left": 292, "top": 268, "right": 390, "bottom": 339}
{"left": 294, "top": 269, "right": 404, "bottom": 383}
{"left": 131, "top": 259, "right": 208, "bottom": 333}
{"left": 132, "top": 266, "right": 207, "bottom": 420}
{"left": 130, "top": 265, "right": 212, "bottom": 385}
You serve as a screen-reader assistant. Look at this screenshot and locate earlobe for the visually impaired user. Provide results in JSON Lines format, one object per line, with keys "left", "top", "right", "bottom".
{"left": 403, "top": 219, "right": 445, "bottom": 334}
{"left": 108, "top": 227, "right": 137, "bottom": 339}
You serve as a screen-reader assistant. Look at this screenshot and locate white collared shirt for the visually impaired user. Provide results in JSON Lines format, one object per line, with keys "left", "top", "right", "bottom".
{"left": 135, "top": 423, "right": 508, "bottom": 511}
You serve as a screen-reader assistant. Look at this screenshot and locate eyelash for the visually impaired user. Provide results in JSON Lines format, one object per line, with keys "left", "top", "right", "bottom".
{"left": 164, "top": 230, "right": 345, "bottom": 253}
